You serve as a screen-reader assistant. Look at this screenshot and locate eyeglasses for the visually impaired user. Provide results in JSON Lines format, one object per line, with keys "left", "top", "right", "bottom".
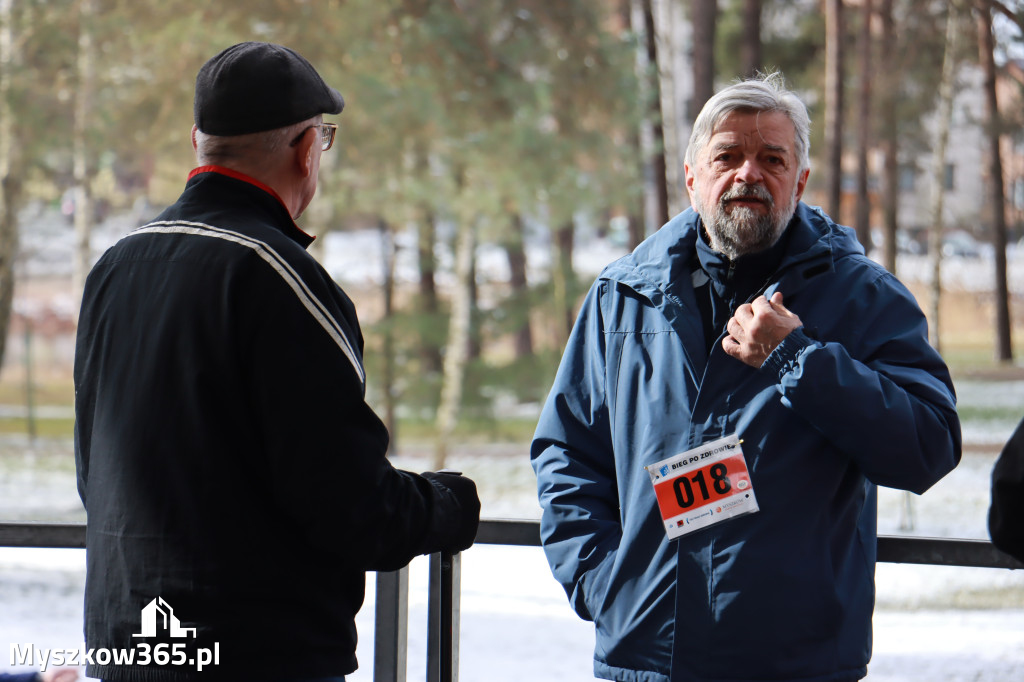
{"left": 289, "top": 122, "right": 337, "bottom": 152}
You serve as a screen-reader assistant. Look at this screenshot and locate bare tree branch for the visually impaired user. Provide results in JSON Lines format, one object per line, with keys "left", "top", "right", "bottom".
{"left": 975, "top": 0, "right": 1024, "bottom": 35}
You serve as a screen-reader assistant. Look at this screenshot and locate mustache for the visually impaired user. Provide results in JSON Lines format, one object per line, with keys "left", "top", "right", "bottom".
{"left": 721, "top": 183, "right": 773, "bottom": 205}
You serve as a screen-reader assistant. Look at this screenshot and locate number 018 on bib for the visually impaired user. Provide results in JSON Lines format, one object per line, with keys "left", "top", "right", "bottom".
{"left": 645, "top": 434, "right": 759, "bottom": 540}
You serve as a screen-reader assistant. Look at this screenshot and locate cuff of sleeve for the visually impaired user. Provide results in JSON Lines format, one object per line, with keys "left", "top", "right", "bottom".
{"left": 420, "top": 474, "right": 481, "bottom": 555}
{"left": 761, "top": 326, "right": 816, "bottom": 377}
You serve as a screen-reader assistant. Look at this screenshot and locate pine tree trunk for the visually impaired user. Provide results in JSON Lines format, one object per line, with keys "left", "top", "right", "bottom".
{"left": 379, "top": 219, "right": 398, "bottom": 454}
{"left": 653, "top": 0, "right": 688, "bottom": 218}
{"left": 467, "top": 254, "right": 481, "bottom": 362}
{"left": 854, "top": 0, "right": 873, "bottom": 252}
{"left": 504, "top": 213, "right": 533, "bottom": 359}
{"left": 623, "top": 0, "right": 649, "bottom": 246}
{"left": 690, "top": 0, "right": 717, "bottom": 120}
{"left": 72, "top": 0, "right": 97, "bottom": 317}
{"left": 433, "top": 216, "right": 475, "bottom": 469}
{"left": 0, "top": 0, "right": 16, "bottom": 370}
{"left": 825, "top": 0, "right": 845, "bottom": 222}
{"left": 551, "top": 220, "right": 575, "bottom": 350}
{"left": 977, "top": 5, "right": 1014, "bottom": 363}
{"left": 640, "top": 0, "right": 669, "bottom": 227}
{"left": 417, "top": 209, "right": 443, "bottom": 374}
{"left": 741, "top": 0, "right": 762, "bottom": 78}
{"left": 927, "top": 3, "right": 959, "bottom": 352}
{"left": 879, "top": 0, "right": 899, "bottom": 275}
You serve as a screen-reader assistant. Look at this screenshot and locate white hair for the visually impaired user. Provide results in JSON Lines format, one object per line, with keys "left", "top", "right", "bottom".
{"left": 685, "top": 72, "right": 811, "bottom": 173}
{"left": 194, "top": 116, "right": 320, "bottom": 166}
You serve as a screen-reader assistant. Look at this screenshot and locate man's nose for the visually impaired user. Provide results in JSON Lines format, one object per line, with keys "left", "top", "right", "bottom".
{"left": 734, "top": 158, "right": 764, "bottom": 185}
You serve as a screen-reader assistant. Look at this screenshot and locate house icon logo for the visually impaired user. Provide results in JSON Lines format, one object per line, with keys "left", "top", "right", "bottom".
{"left": 132, "top": 597, "right": 197, "bottom": 638}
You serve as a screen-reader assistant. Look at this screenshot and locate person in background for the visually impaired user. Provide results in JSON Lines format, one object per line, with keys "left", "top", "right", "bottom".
{"left": 74, "top": 42, "right": 480, "bottom": 682}
{"left": 531, "top": 72, "right": 961, "bottom": 682}
{"left": 0, "top": 671, "right": 78, "bottom": 682}
{"left": 989, "top": 415, "right": 1024, "bottom": 562}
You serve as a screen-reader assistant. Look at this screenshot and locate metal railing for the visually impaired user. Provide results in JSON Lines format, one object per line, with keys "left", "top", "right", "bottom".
{"left": 1, "top": 520, "right": 1021, "bottom": 682}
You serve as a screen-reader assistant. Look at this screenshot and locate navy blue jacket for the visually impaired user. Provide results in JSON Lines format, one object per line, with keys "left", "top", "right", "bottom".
{"left": 0, "top": 673, "right": 42, "bottom": 682}
{"left": 531, "top": 204, "right": 961, "bottom": 682}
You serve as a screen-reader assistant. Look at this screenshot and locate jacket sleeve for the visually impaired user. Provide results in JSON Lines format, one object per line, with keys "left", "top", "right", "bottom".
{"left": 763, "top": 268, "right": 961, "bottom": 494}
{"left": 989, "top": 416, "right": 1024, "bottom": 562}
{"left": 241, "top": 258, "right": 478, "bottom": 572}
{"left": 530, "top": 282, "right": 621, "bottom": 620}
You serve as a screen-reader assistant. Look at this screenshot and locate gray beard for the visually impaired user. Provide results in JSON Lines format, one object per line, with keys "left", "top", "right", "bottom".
{"left": 699, "top": 185, "right": 797, "bottom": 260}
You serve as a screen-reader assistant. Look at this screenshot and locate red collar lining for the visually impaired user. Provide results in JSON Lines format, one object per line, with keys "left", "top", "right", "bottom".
{"left": 187, "top": 166, "right": 316, "bottom": 243}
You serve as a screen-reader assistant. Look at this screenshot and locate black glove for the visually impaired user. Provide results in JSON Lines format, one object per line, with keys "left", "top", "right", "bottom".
{"left": 421, "top": 471, "right": 481, "bottom": 553}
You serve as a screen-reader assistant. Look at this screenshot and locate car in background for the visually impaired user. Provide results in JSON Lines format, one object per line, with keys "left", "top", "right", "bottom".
{"left": 942, "top": 230, "right": 985, "bottom": 259}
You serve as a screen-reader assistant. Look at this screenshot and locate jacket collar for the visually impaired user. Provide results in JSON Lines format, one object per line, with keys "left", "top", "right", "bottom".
{"left": 599, "top": 202, "right": 861, "bottom": 380}
{"left": 604, "top": 202, "right": 858, "bottom": 301}
{"left": 187, "top": 166, "right": 316, "bottom": 249}
{"left": 694, "top": 218, "right": 794, "bottom": 304}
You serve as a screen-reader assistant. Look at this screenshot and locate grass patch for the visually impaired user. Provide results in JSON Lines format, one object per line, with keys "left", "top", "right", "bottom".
{"left": 956, "top": 405, "right": 1024, "bottom": 424}
{"left": 395, "top": 415, "right": 538, "bottom": 445}
{"left": 0, "top": 376, "right": 75, "bottom": 406}
{"left": 945, "top": 350, "right": 1024, "bottom": 377}
{"left": 878, "top": 584, "right": 1024, "bottom": 611}
{"left": 0, "top": 417, "right": 76, "bottom": 438}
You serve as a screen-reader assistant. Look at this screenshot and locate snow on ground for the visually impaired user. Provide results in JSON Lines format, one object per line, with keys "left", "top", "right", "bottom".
{"left": 1, "top": 374, "right": 1022, "bottom": 680}
{"left": 344, "top": 548, "right": 1024, "bottom": 682}
{"left": 1, "top": 544, "right": 1021, "bottom": 681}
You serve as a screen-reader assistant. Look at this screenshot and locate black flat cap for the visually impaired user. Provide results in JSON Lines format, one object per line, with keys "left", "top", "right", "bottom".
{"left": 194, "top": 42, "right": 345, "bottom": 136}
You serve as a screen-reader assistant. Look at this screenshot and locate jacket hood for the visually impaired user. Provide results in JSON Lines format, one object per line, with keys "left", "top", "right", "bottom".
{"left": 603, "top": 202, "right": 865, "bottom": 304}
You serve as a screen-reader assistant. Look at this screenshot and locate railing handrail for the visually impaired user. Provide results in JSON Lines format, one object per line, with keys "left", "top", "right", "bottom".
{"left": 0, "top": 521, "right": 86, "bottom": 548}
{"left": 1, "top": 519, "right": 1022, "bottom": 569}
{"left": 2, "top": 519, "right": 1021, "bottom": 682}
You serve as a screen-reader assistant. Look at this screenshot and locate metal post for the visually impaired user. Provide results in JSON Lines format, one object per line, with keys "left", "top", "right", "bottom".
{"left": 427, "top": 551, "right": 460, "bottom": 682}
{"left": 23, "top": 323, "right": 36, "bottom": 443}
{"left": 373, "top": 567, "right": 409, "bottom": 682}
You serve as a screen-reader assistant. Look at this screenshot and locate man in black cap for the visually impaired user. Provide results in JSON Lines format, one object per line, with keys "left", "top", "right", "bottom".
{"left": 74, "top": 42, "right": 481, "bottom": 682}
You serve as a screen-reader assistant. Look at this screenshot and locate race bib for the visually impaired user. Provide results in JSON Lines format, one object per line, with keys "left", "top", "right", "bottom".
{"left": 646, "top": 434, "right": 759, "bottom": 540}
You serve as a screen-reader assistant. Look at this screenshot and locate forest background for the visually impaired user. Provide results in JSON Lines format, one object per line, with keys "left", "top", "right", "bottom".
{"left": 0, "top": 0, "right": 1023, "bottom": 465}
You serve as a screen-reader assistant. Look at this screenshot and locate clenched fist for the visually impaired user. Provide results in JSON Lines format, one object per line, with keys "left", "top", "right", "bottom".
{"left": 722, "top": 292, "right": 803, "bottom": 368}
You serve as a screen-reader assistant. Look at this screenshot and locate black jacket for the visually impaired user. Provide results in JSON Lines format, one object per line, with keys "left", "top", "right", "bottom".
{"left": 74, "top": 167, "right": 478, "bottom": 681}
{"left": 990, "top": 416, "right": 1024, "bottom": 563}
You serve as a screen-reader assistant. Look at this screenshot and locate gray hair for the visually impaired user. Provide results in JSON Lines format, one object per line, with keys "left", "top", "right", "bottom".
{"left": 685, "top": 72, "right": 811, "bottom": 173}
{"left": 194, "top": 116, "right": 320, "bottom": 166}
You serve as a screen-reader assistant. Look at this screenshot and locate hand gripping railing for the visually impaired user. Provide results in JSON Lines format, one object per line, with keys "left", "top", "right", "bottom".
{"left": 1, "top": 519, "right": 1021, "bottom": 682}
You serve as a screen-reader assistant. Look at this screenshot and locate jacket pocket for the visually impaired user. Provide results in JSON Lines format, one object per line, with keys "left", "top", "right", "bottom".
{"left": 576, "top": 550, "right": 617, "bottom": 621}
